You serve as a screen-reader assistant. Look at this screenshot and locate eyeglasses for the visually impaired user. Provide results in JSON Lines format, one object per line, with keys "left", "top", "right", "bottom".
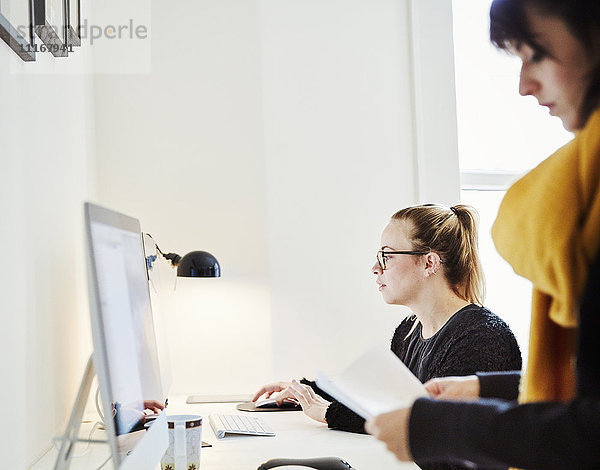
{"left": 376, "top": 249, "right": 435, "bottom": 271}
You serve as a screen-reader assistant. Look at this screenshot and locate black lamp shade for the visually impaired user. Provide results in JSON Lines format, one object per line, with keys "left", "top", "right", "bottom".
{"left": 176, "top": 250, "right": 221, "bottom": 278}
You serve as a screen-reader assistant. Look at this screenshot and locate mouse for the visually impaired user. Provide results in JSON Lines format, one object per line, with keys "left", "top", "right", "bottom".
{"left": 255, "top": 398, "right": 301, "bottom": 409}
{"left": 257, "top": 457, "right": 356, "bottom": 470}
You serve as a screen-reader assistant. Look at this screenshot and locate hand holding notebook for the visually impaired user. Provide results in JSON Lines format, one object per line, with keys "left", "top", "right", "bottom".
{"left": 315, "top": 346, "right": 427, "bottom": 420}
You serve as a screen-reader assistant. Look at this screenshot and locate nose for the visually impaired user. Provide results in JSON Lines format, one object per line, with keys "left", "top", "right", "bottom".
{"left": 518, "top": 63, "right": 538, "bottom": 97}
{"left": 372, "top": 260, "right": 382, "bottom": 275}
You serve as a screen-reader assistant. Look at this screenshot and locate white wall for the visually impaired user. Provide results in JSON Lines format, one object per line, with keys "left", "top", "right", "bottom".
{"left": 259, "top": 0, "right": 418, "bottom": 378}
{"left": 92, "top": 0, "right": 422, "bottom": 395}
{"left": 0, "top": 41, "right": 96, "bottom": 467}
{"left": 410, "top": 0, "right": 460, "bottom": 204}
{"left": 92, "top": 0, "right": 275, "bottom": 395}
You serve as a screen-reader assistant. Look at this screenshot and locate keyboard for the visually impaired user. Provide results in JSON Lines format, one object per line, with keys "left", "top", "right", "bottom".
{"left": 209, "top": 414, "right": 275, "bottom": 439}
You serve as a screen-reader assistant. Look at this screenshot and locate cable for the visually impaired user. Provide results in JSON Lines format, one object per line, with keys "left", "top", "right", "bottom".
{"left": 144, "top": 233, "right": 165, "bottom": 255}
{"left": 76, "top": 421, "right": 101, "bottom": 457}
{"left": 79, "top": 421, "right": 101, "bottom": 457}
{"left": 95, "top": 386, "right": 105, "bottom": 423}
{"left": 95, "top": 454, "right": 112, "bottom": 470}
{"left": 51, "top": 420, "right": 102, "bottom": 458}
{"left": 27, "top": 445, "right": 53, "bottom": 470}
{"left": 145, "top": 233, "right": 181, "bottom": 266}
{"left": 50, "top": 386, "right": 106, "bottom": 459}
{"left": 42, "top": 387, "right": 111, "bottom": 467}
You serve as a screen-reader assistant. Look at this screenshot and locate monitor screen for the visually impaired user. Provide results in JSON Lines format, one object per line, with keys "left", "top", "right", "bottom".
{"left": 85, "top": 202, "right": 168, "bottom": 468}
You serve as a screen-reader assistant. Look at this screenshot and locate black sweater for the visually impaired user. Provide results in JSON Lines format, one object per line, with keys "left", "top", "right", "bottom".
{"left": 304, "top": 304, "right": 522, "bottom": 470}
{"left": 409, "top": 254, "right": 600, "bottom": 469}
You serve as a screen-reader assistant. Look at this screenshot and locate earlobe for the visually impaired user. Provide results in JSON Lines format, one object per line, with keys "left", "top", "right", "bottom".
{"left": 424, "top": 253, "right": 441, "bottom": 277}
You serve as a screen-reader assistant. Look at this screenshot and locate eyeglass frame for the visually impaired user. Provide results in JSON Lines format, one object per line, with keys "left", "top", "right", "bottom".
{"left": 376, "top": 249, "right": 444, "bottom": 271}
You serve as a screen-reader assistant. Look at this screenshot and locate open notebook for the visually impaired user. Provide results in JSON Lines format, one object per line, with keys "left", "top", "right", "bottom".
{"left": 316, "top": 346, "right": 427, "bottom": 420}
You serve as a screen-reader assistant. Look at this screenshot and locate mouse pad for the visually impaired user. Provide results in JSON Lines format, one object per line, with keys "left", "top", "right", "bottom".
{"left": 236, "top": 401, "right": 301, "bottom": 412}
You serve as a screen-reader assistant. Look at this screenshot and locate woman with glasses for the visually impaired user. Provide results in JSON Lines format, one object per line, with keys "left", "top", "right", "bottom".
{"left": 253, "top": 204, "right": 521, "bottom": 469}
{"left": 366, "top": 1, "right": 600, "bottom": 468}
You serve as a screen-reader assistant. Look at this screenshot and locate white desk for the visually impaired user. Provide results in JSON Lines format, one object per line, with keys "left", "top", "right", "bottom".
{"left": 33, "top": 396, "right": 419, "bottom": 470}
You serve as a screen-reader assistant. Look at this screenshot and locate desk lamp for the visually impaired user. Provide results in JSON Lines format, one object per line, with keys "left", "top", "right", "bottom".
{"left": 145, "top": 234, "right": 221, "bottom": 278}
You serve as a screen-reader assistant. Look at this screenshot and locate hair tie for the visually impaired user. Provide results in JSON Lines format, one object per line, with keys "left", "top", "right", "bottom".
{"left": 450, "top": 206, "right": 458, "bottom": 215}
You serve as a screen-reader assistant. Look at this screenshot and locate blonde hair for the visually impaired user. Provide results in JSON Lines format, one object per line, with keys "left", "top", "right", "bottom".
{"left": 391, "top": 204, "right": 485, "bottom": 305}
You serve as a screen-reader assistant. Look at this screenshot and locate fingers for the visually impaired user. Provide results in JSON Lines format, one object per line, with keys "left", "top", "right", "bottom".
{"left": 306, "top": 385, "right": 330, "bottom": 407}
{"left": 274, "top": 388, "right": 295, "bottom": 405}
{"left": 288, "top": 380, "right": 329, "bottom": 407}
{"left": 289, "top": 380, "right": 328, "bottom": 423}
{"left": 252, "top": 381, "right": 291, "bottom": 402}
{"left": 423, "top": 375, "right": 480, "bottom": 401}
{"left": 252, "top": 386, "right": 273, "bottom": 402}
{"left": 364, "top": 418, "right": 376, "bottom": 436}
{"left": 252, "top": 385, "right": 274, "bottom": 402}
{"left": 288, "top": 380, "right": 311, "bottom": 408}
{"left": 305, "top": 384, "right": 319, "bottom": 401}
{"left": 144, "top": 400, "right": 165, "bottom": 412}
{"left": 282, "top": 397, "right": 300, "bottom": 405}
{"left": 288, "top": 380, "right": 320, "bottom": 409}
{"left": 365, "top": 408, "right": 413, "bottom": 461}
{"left": 423, "top": 378, "right": 445, "bottom": 397}
{"left": 364, "top": 412, "right": 386, "bottom": 438}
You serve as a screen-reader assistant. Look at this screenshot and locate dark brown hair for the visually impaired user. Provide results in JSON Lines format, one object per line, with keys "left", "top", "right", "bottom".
{"left": 490, "top": 0, "right": 600, "bottom": 125}
{"left": 391, "top": 204, "right": 485, "bottom": 306}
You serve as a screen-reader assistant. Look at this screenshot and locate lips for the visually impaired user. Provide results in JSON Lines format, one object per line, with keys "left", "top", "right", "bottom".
{"left": 377, "top": 281, "right": 386, "bottom": 291}
{"left": 541, "top": 102, "right": 555, "bottom": 114}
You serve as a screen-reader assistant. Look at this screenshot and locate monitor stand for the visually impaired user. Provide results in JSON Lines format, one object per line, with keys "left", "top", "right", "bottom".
{"left": 54, "top": 355, "right": 109, "bottom": 470}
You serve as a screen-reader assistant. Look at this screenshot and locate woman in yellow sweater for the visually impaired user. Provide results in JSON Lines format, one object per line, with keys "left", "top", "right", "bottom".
{"left": 366, "top": 0, "right": 600, "bottom": 468}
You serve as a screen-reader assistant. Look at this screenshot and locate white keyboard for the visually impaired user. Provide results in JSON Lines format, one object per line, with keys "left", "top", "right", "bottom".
{"left": 209, "top": 414, "right": 275, "bottom": 439}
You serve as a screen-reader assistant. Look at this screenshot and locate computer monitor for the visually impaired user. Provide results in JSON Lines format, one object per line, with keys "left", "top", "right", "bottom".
{"left": 85, "top": 202, "right": 168, "bottom": 469}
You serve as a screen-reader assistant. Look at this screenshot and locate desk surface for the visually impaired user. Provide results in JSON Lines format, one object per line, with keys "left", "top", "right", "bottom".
{"left": 33, "top": 396, "right": 419, "bottom": 470}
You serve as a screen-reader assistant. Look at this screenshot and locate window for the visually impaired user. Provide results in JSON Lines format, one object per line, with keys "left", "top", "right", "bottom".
{"left": 451, "top": 0, "right": 572, "bottom": 365}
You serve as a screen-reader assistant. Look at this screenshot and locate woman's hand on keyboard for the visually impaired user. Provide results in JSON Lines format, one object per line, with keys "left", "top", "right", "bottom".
{"left": 288, "top": 379, "right": 330, "bottom": 423}
{"left": 251, "top": 381, "right": 294, "bottom": 404}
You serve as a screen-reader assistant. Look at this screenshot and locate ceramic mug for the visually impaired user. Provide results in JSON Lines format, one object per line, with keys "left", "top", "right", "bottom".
{"left": 160, "top": 415, "right": 203, "bottom": 470}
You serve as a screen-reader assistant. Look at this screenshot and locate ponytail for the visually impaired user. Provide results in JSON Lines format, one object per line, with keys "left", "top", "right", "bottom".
{"left": 391, "top": 204, "right": 485, "bottom": 305}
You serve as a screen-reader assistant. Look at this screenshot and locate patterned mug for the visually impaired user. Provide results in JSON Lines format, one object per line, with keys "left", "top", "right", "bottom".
{"left": 160, "top": 415, "right": 203, "bottom": 470}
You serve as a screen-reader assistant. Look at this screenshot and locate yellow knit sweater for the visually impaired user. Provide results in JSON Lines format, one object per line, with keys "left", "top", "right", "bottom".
{"left": 492, "top": 108, "right": 600, "bottom": 402}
